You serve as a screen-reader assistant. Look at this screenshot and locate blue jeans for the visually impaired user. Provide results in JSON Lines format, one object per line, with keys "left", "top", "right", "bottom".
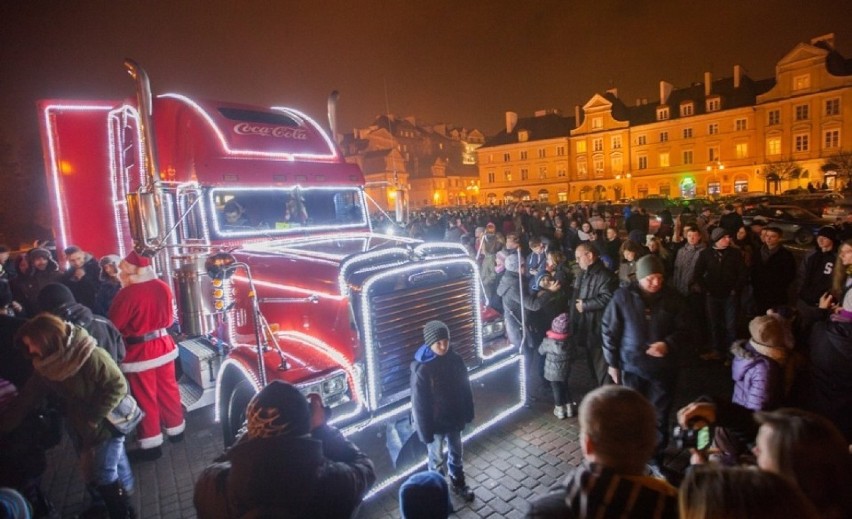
{"left": 79, "top": 436, "right": 134, "bottom": 491}
{"left": 427, "top": 431, "right": 463, "bottom": 479}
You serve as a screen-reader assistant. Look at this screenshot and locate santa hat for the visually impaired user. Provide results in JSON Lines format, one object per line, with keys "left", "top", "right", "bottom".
{"left": 119, "top": 250, "right": 157, "bottom": 285}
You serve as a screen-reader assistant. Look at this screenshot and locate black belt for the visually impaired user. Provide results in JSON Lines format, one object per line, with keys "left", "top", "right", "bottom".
{"left": 125, "top": 328, "right": 168, "bottom": 345}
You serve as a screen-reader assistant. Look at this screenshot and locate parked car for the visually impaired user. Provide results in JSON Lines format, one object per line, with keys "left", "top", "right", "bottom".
{"left": 823, "top": 197, "right": 852, "bottom": 221}
{"left": 780, "top": 191, "right": 844, "bottom": 217}
{"left": 742, "top": 204, "right": 833, "bottom": 245}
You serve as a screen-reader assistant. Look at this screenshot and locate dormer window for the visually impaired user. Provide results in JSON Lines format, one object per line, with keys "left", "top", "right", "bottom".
{"left": 680, "top": 103, "right": 694, "bottom": 117}
{"left": 657, "top": 107, "right": 670, "bottom": 121}
{"left": 793, "top": 74, "right": 811, "bottom": 91}
{"left": 518, "top": 130, "right": 529, "bottom": 142}
{"left": 706, "top": 98, "right": 720, "bottom": 112}
{"left": 591, "top": 117, "right": 603, "bottom": 129}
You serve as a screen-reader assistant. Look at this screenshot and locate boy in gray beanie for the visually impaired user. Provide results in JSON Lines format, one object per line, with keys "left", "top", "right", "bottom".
{"left": 411, "top": 320, "right": 475, "bottom": 502}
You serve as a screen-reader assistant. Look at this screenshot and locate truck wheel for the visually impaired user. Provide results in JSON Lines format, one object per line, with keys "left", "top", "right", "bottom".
{"left": 794, "top": 229, "right": 813, "bottom": 246}
{"left": 222, "top": 379, "right": 256, "bottom": 448}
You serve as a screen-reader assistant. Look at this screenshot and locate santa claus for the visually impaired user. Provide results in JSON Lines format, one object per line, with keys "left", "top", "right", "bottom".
{"left": 109, "top": 250, "right": 185, "bottom": 462}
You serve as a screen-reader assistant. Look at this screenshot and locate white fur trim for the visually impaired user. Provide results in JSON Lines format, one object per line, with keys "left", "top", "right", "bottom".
{"left": 119, "top": 260, "right": 158, "bottom": 285}
{"left": 137, "top": 433, "right": 163, "bottom": 449}
{"left": 165, "top": 421, "right": 186, "bottom": 436}
{"left": 121, "top": 348, "right": 179, "bottom": 373}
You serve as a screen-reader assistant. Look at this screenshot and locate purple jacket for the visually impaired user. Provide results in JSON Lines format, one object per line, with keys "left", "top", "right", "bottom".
{"left": 730, "top": 340, "right": 783, "bottom": 411}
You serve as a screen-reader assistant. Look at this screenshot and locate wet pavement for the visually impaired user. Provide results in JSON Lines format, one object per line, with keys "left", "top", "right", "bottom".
{"left": 41, "top": 349, "right": 732, "bottom": 518}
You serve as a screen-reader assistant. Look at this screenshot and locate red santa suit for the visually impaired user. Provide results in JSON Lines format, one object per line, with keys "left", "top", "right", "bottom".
{"left": 109, "top": 251, "right": 185, "bottom": 451}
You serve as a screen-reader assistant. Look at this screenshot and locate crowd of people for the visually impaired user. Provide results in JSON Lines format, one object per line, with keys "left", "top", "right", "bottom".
{"left": 1, "top": 197, "right": 852, "bottom": 518}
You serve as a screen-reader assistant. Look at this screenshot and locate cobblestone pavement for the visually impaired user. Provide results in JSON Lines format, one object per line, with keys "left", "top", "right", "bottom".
{"left": 42, "top": 353, "right": 731, "bottom": 518}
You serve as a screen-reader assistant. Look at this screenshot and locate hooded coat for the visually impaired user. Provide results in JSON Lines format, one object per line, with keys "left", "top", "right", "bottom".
{"left": 193, "top": 425, "right": 375, "bottom": 519}
{"left": 730, "top": 339, "right": 785, "bottom": 412}
{"left": 801, "top": 319, "right": 852, "bottom": 441}
{"left": 410, "top": 344, "right": 474, "bottom": 443}
{"left": 10, "top": 257, "right": 62, "bottom": 317}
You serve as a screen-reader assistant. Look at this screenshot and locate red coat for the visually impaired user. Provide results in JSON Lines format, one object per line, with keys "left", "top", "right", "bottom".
{"left": 109, "top": 279, "right": 178, "bottom": 373}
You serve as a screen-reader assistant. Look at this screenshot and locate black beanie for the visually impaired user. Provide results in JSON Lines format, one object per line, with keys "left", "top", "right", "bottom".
{"left": 37, "top": 283, "right": 76, "bottom": 313}
{"left": 423, "top": 320, "right": 450, "bottom": 346}
{"left": 245, "top": 381, "right": 311, "bottom": 439}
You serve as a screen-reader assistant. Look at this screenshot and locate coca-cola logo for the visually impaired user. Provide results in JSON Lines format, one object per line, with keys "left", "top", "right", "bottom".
{"left": 233, "top": 122, "right": 308, "bottom": 140}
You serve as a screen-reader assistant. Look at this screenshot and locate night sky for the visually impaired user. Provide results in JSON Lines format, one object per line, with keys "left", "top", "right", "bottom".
{"left": 1, "top": 0, "right": 850, "bottom": 146}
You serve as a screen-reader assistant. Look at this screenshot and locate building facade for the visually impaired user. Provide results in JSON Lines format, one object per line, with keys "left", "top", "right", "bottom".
{"left": 478, "top": 34, "right": 852, "bottom": 203}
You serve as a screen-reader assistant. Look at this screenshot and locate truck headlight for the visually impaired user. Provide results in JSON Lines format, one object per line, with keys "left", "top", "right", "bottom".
{"left": 322, "top": 374, "right": 347, "bottom": 396}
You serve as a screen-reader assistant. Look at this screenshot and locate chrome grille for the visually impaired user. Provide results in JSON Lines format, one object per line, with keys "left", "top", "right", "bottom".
{"left": 366, "top": 265, "right": 480, "bottom": 408}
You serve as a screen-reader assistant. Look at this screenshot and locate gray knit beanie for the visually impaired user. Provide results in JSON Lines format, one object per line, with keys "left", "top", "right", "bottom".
{"left": 423, "top": 320, "right": 450, "bottom": 346}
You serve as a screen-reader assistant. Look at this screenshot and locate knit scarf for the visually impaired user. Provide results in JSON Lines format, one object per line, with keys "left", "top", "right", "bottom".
{"left": 33, "top": 325, "right": 97, "bottom": 382}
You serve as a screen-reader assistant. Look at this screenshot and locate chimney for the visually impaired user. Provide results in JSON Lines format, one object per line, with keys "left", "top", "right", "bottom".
{"left": 606, "top": 87, "right": 618, "bottom": 98}
{"left": 505, "top": 111, "right": 518, "bottom": 133}
{"left": 704, "top": 72, "right": 712, "bottom": 96}
{"left": 635, "top": 98, "right": 641, "bottom": 106}
{"left": 811, "top": 33, "right": 835, "bottom": 49}
{"left": 659, "top": 81, "right": 673, "bottom": 104}
{"left": 734, "top": 65, "right": 742, "bottom": 88}
{"left": 574, "top": 105, "right": 581, "bottom": 128}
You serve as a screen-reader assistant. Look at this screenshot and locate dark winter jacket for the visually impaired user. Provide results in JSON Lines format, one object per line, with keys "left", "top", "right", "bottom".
{"left": 54, "top": 302, "right": 126, "bottom": 363}
{"left": 730, "top": 339, "right": 784, "bottom": 412}
{"left": 410, "top": 345, "right": 474, "bottom": 443}
{"left": 193, "top": 425, "right": 375, "bottom": 519}
{"left": 93, "top": 279, "right": 121, "bottom": 317}
{"left": 801, "top": 319, "right": 852, "bottom": 442}
{"left": 525, "top": 462, "right": 678, "bottom": 519}
{"left": 751, "top": 245, "right": 796, "bottom": 311}
{"left": 571, "top": 260, "right": 619, "bottom": 352}
{"left": 538, "top": 337, "right": 572, "bottom": 382}
{"left": 693, "top": 246, "right": 747, "bottom": 297}
{"left": 798, "top": 248, "right": 836, "bottom": 305}
{"left": 718, "top": 211, "right": 744, "bottom": 235}
{"left": 498, "top": 271, "right": 555, "bottom": 349}
{"left": 672, "top": 242, "right": 706, "bottom": 295}
{"left": 62, "top": 256, "right": 101, "bottom": 310}
{"left": 10, "top": 264, "right": 62, "bottom": 317}
{"left": 601, "top": 283, "right": 686, "bottom": 380}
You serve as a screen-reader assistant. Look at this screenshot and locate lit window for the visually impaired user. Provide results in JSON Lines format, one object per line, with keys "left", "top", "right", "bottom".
{"left": 681, "top": 103, "right": 694, "bottom": 116}
{"left": 518, "top": 130, "right": 529, "bottom": 142}
{"left": 824, "top": 129, "right": 840, "bottom": 149}
{"left": 795, "top": 104, "right": 809, "bottom": 121}
{"left": 708, "top": 123, "right": 719, "bottom": 135}
{"left": 767, "top": 137, "right": 781, "bottom": 155}
{"left": 657, "top": 107, "right": 670, "bottom": 121}
{"left": 794, "top": 133, "right": 809, "bottom": 152}
{"left": 592, "top": 117, "right": 603, "bottom": 129}
{"left": 637, "top": 135, "right": 647, "bottom": 145}
{"left": 611, "top": 135, "right": 622, "bottom": 149}
{"left": 593, "top": 138, "right": 603, "bottom": 152}
{"left": 706, "top": 98, "right": 720, "bottom": 112}
{"left": 735, "top": 118, "right": 747, "bottom": 131}
{"left": 638, "top": 155, "right": 648, "bottom": 169}
{"left": 683, "top": 150, "right": 694, "bottom": 164}
{"left": 539, "top": 167, "right": 547, "bottom": 179}
{"left": 504, "top": 170, "right": 512, "bottom": 181}
{"left": 735, "top": 142, "right": 748, "bottom": 158}
{"left": 659, "top": 152, "right": 670, "bottom": 167}
{"left": 576, "top": 141, "right": 587, "bottom": 153}
{"left": 768, "top": 110, "right": 780, "bottom": 125}
{"left": 793, "top": 74, "right": 811, "bottom": 90}
{"left": 683, "top": 128, "right": 693, "bottom": 139}
{"left": 660, "top": 131, "right": 668, "bottom": 143}
{"left": 734, "top": 180, "right": 749, "bottom": 193}
{"left": 825, "top": 98, "right": 840, "bottom": 116}
{"left": 577, "top": 159, "right": 588, "bottom": 176}
{"left": 659, "top": 183, "right": 671, "bottom": 197}
{"left": 558, "top": 192, "right": 568, "bottom": 202}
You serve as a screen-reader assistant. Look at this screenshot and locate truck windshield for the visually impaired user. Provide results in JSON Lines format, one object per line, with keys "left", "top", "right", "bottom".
{"left": 209, "top": 186, "right": 367, "bottom": 237}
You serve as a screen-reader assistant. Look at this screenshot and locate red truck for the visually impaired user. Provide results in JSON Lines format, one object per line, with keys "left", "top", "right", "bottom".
{"left": 37, "top": 60, "right": 513, "bottom": 448}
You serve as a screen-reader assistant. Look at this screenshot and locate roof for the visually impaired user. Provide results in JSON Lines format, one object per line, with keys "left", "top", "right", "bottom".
{"left": 480, "top": 113, "right": 576, "bottom": 148}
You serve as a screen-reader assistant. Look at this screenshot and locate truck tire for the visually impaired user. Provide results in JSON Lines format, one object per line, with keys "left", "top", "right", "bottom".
{"left": 794, "top": 229, "right": 814, "bottom": 246}
{"left": 222, "top": 379, "right": 256, "bottom": 448}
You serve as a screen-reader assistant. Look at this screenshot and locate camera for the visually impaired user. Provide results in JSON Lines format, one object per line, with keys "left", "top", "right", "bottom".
{"left": 672, "top": 419, "right": 714, "bottom": 451}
